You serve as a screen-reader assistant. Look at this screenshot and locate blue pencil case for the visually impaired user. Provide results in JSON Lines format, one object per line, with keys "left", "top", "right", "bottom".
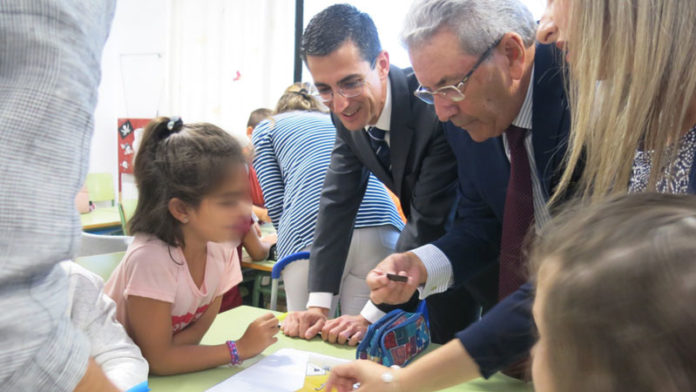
{"left": 355, "top": 309, "right": 430, "bottom": 367}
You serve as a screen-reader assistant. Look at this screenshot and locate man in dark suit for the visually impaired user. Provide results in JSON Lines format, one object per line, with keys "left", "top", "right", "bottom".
{"left": 367, "top": 0, "right": 571, "bottom": 380}
{"left": 281, "top": 4, "right": 479, "bottom": 345}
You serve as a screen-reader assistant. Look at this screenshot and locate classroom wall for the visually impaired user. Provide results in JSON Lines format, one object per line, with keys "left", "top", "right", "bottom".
{"left": 89, "top": 0, "right": 295, "bottom": 188}
{"left": 90, "top": 0, "right": 169, "bottom": 183}
{"left": 89, "top": 0, "right": 545, "bottom": 186}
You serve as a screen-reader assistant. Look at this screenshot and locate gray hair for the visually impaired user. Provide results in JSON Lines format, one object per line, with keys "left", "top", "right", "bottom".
{"left": 401, "top": 0, "right": 537, "bottom": 55}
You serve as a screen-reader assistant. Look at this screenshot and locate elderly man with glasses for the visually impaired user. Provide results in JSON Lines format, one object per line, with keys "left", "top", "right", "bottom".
{"left": 280, "top": 3, "right": 482, "bottom": 347}
{"left": 366, "top": 0, "right": 574, "bottom": 381}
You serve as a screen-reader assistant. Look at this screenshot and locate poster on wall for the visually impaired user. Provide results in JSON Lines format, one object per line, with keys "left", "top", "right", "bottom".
{"left": 117, "top": 118, "right": 150, "bottom": 198}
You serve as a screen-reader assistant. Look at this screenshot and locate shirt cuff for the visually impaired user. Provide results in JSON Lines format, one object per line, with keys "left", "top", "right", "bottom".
{"left": 306, "top": 292, "right": 333, "bottom": 310}
{"left": 411, "top": 244, "right": 454, "bottom": 299}
{"left": 360, "top": 301, "right": 386, "bottom": 324}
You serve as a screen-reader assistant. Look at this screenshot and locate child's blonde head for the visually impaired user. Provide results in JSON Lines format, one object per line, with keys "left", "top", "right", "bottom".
{"left": 531, "top": 193, "right": 696, "bottom": 392}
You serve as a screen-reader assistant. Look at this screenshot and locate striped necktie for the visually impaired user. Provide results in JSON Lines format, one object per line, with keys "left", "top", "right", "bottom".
{"left": 366, "top": 126, "right": 391, "bottom": 173}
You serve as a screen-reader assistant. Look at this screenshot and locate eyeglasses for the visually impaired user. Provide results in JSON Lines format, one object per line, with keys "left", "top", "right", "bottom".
{"left": 314, "top": 78, "right": 367, "bottom": 103}
{"left": 413, "top": 38, "right": 502, "bottom": 105}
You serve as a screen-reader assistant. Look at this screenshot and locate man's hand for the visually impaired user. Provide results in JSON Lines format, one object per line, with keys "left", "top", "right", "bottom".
{"left": 367, "top": 252, "right": 427, "bottom": 305}
{"left": 281, "top": 307, "right": 328, "bottom": 340}
{"left": 321, "top": 314, "right": 370, "bottom": 346}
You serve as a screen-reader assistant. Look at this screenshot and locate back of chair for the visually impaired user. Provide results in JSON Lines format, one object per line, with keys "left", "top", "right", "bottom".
{"left": 85, "top": 172, "right": 115, "bottom": 205}
{"left": 78, "top": 232, "right": 133, "bottom": 258}
{"left": 119, "top": 198, "right": 138, "bottom": 235}
{"left": 270, "top": 251, "right": 310, "bottom": 310}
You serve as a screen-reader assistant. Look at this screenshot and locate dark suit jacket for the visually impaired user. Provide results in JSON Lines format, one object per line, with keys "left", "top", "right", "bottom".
{"left": 455, "top": 74, "right": 696, "bottom": 377}
{"left": 432, "top": 43, "right": 571, "bottom": 376}
{"left": 309, "top": 66, "right": 458, "bottom": 294}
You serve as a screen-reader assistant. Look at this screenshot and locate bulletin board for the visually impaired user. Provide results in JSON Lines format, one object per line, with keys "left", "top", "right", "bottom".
{"left": 117, "top": 118, "right": 150, "bottom": 195}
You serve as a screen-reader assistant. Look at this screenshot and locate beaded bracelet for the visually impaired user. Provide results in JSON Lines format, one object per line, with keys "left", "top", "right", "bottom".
{"left": 226, "top": 340, "right": 242, "bottom": 365}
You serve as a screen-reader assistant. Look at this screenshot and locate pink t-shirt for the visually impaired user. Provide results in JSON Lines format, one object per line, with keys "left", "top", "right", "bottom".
{"left": 105, "top": 234, "right": 242, "bottom": 334}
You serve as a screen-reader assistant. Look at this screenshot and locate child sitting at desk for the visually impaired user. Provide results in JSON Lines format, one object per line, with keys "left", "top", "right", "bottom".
{"left": 105, "top": 117, "right": 279, "bottom": 375}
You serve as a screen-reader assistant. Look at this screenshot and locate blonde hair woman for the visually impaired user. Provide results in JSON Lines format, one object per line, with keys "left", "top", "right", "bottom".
{"left": 273, "top": 82, "right": 328, "bottom": 114}
{"left": 538, "top": 0, "right": 696, "bottom": 202}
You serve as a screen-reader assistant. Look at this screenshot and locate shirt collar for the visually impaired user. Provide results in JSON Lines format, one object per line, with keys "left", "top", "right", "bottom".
{"left": 511, "top": 66, "right": 534, "bottom": 130}
{"left": 366, "top": 77, "right": 392, "bottom": 132}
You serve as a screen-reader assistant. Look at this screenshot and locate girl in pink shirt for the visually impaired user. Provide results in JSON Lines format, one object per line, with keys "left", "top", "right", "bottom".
{"left": 105, "top": 117, "right": 279, "bottom": 375}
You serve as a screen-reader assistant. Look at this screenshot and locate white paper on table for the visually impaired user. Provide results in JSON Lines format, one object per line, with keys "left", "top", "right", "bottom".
{"left": 205, "top": 348, "right": 348, "bottom": 392}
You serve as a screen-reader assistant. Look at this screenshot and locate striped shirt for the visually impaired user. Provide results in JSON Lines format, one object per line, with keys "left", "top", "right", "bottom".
{"left": 252, "top": 111, "right": 404, "bottom": 258}
{"left": 0, "top": 1, "right": 116, "bottom": 390}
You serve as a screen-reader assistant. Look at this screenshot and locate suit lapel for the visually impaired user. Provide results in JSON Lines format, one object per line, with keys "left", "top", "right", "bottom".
{"left": 388, "top": 67, "right": 414, "bottom": 195}
{"left": 531, "top": 44, "right": 569, "bottom": 194}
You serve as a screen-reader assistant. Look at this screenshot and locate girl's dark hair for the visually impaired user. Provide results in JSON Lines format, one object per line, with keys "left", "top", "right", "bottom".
{"left": 128, "top": 117, "right": 245, "bottom": 247}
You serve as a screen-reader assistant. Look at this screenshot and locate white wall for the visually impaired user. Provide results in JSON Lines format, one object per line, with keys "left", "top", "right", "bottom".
{"left": 90, "top": 0, "right": 548, "bottom": 182}
{"left": 90, "top": 0, "right": 295, "bottom": 183}
{"left": 90, "top": 0, "right": 169, "bottom": 182}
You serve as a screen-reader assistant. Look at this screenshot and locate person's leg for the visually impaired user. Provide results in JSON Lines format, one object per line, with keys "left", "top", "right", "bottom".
{"left": 426, "top": 285, "right": 481, "bottom": 344}
{"left": 426, "top": 261, "right": 499, "bottom": 344}
{"left": 281, "top": 256, "right": 311, "bottom": 312}
{"left": 338, "top": 225, "right": 399, "bottom": 316}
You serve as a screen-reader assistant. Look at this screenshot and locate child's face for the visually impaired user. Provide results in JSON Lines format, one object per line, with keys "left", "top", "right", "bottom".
{"left": 187, "top": 164, "right": 251, "bottom": 244}
{"left": 531, "top": 259, "right": 560, "bottom": 392}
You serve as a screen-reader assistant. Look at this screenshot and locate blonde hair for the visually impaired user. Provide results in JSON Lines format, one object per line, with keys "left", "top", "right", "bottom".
{"left": 552, "top": 0, "right": 696, "bottom": 204}
{"left": 274, "top": 82, "right": 328, "bottom": 114}
{"left": 531, "top": 193, "right": 696, "bottom": 392}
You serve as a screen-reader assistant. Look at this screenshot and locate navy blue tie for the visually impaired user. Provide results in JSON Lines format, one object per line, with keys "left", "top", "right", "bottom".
{"left": 366, "top": 126, "right": 391, "bottom": 173}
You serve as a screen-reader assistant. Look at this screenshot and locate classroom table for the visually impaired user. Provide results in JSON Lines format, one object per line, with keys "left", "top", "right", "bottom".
{"left": 241, "top": 222, "right": 277, "bottom": 272}
{"left": 149, "top": 306, "right": 533, "bottom": 392}
{"left": 75, "top": 250, "right": 125, "bottom": 281}
{"left": 241, "top": 257, "right": 275, "bottom": 272}
{"left": 80, "top": 206, "right": 122, "bottom": 232}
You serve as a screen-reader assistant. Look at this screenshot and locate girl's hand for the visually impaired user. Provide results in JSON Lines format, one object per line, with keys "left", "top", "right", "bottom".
{"left": 326, "top": 360, "right": 399, "bottom": 392}
{"left": 236, "top": 313, "right": 279, "bottom": 359}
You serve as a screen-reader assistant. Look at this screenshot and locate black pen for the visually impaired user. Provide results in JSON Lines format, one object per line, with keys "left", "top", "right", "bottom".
{"left": 386, "top": 273, "right": 408, "bottom": 283}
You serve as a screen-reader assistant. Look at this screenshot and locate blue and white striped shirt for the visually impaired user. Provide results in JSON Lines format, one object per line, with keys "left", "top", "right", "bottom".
{"left": 252, "top": 111, "right": 404, "bottom": 258}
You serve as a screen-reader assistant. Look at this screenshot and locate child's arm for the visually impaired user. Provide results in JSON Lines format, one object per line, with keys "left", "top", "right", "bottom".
{"left": 65, "top": 263, "right": 149, "bottom": 390}
{"left": 126, "top": 296, "right": 280, "bottom": 375}
{"left": 171, "top": 295, "right": 224, "bottom": 346}
{"left": 252, "top": 205, "right": 271, "bottom": 223}
{"left": 243, "top": 223, "right": 275, "bottom": 261}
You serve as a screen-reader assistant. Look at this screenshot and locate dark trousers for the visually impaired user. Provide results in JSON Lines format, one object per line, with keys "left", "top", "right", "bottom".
{"left": 426, "top": 284, "right": 482, "bottom": 343}
{"left": 375, "top": 284, "right": 489, "bottom": 344}
{"left": 376, "top": 261, "right": 499, "bottom": 344}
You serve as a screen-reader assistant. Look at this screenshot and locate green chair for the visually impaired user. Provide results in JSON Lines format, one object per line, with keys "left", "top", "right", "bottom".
{"left": 82, "top": 172, "right": 122, "bottom": 234}
{"left": 119, "top": 198, "right": 138, "bottom": 235}
{"left": 85, "top": 172, "right": 116, "bottom": 206}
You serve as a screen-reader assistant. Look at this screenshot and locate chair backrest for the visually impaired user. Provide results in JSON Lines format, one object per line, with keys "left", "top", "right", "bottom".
{"left": 271, "top": 251, "right": 311, "bottom": 279}
{"left": 270, "top": 251, "right": 310, "bottom": 311}
{"left": 78, "top": 232, "right": 133, "bottom": 258}
{"left": 119, "top": 198, "right": 138, "bottom": 235}
{"left": 85, "top": 172, "right": 115, "bottom": 204}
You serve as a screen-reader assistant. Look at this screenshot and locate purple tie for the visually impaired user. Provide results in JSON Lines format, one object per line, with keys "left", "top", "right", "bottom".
{"left": 498, "top": 125, "right": 534, "bottom": 299}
